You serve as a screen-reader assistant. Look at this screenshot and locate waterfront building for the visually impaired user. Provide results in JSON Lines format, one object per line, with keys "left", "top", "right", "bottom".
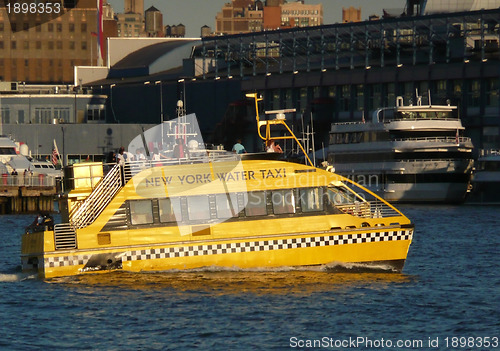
{"left": 116, "top": 12, "right": 145, "bottom": 38}
{"left": 0, "top": 0, "right": 116, "bottom": 83}
{"left": 215, "top": 0, "right": 322, "bottom": 35}
{"left": 342, "top": 7, "right": 361, "bottom": 23}
{"left": 124, "top": 0, "right": 144, "bottom": 15}
{"left": 3, "top": 1, "right": 500, "bottom": 161}
{"left": 83, "top": 6, "right": 500, "bottom": 154}
{"left": 280, "top": 1, "right": 323, "bottom": 28}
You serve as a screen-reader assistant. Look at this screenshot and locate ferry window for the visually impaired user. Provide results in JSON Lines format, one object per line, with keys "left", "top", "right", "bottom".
{"left": 272, "top": 189, "right": 295, "bottom": 215}
{"left": 300, "top": 188, "right": 324, "bottom": 212}
{"left": 159, "top": 198, "right": 182, "bottom": 223}
{"left": 244, "top": 192, "right": 267, "bottom": 217}
{"left": 327, "top": 185, "right": 356, "bottom": 205}
{"left": 216, "top": 193, "right": 240, "bottom": 218}
{"left": 130, "top": 200, "right": 153, "bottom": 225}
{"left": 187, "top": 196, "right": 211, "bottom": 221}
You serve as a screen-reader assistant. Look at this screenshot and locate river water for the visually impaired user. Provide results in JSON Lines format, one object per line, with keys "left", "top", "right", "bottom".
{"left": 0, "top": 205, "right": 499, "bottom": 350}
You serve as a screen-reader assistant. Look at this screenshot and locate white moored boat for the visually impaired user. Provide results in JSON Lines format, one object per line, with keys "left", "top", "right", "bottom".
{"left": 327, "top": 94, "right": 474, "bottom": 203}
{"left": 467, "top": 149, "right": 500, "bottom": 205}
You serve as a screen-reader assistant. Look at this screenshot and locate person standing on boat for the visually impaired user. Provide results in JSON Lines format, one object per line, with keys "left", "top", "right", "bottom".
{"left": 117, "top": 146, "right": 126, "bottom": 165}
{"left": 232, "top": 139, "right": 246, "bottom": 154}
{"left": 173, "top": 138, "right": 188, "bottom": 159}
{"left": 266, "top": 140, "right": 282, "bottom": 153}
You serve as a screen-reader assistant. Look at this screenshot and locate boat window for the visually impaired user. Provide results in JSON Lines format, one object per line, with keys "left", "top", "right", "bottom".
{"left": 130, "top": 200, "right": 154, "bottom": 225}
{"left": 272, "top": 189, "right": 295, "bottom": 215}
{"left": 243, "top": 191, "right": 267, "bottom": 217}
{"left": 300, "top": 188, "right": 324, "bottom": 212}
{"left": 187, "top": 195, "right": 211, "bottom": 221}
{"left": 215, "top": 193, "right": 240, "bottom": 218}
{"left": 0, "top": 147, "right": 16, "bottom": 155}
{"left": 159, "top": 198, "right": 182, "bottom": 223}
{"left": 327, "top": 185, "right": 357, "bottom": 205}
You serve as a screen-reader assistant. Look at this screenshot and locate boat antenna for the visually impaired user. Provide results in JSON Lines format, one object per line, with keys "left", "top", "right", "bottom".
{"left": 246, "top": 93, "right": 314, "bottom": 167}
{"left": 310, "top": 110, "right": 316, "bottom": 167}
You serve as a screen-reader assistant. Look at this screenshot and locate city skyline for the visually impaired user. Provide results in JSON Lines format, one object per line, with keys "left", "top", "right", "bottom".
{"left": 106, "top": 0, "right": 405, "bottom": 37}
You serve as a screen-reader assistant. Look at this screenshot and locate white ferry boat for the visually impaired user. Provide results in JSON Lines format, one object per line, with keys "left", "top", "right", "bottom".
{"left": 327, "top": 95, "right": 474, "bottom": 203}
{"left": 467, "top": 150, "right": 500, "bottom": 205}
{"left": 21, "top": 98, "right": 414, "bottom": 279}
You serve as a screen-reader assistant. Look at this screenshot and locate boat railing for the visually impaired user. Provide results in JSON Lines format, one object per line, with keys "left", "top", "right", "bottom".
{"left": 69, "top": 164, "right": 123, "bottom": 229}
{"left": 393, "top": 136, "right": 471, "bottom": 143}
{"left": 336, "top": 200, "right": 400, "bottom": 219}
{"left": 0, "top": 173, "right": 59, "bottom": 187}
{"left": 480, "top": 149, "right": 500, "bottom": 156}
{"left": 387, "top": 117, "right": 459, "bottom": 123}
{"left": 122, "top": 152, "right": 240, "bottom": 182}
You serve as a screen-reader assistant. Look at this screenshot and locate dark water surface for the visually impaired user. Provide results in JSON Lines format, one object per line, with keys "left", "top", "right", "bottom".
{"left": 1, "top": 205, "right": 499, "bottom": 350}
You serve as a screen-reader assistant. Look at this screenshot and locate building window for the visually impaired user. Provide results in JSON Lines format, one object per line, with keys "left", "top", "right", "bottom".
{"left": 69, "top": 41, "right": 75, "bottom": 50}
{"left": 187, "top": 195, "right": 211, "bottom": 221}
{"left": 81, "top": 23, "right": 87, "bottom": 32}
{"left": 57, "top": 23, "right": 62, "bottom": 32}
{"left": 468, "top": 80, "right": 481, "bottom": 108}
{"left": 486, "top": 79, "right": 499, "bottom": 107}
{"left": 54, "top": 107, "right": 70, "bottom": 122}
{"left": 18, "top": 110, "right": 24, "bottom": 124}
{"left": 87, "top": 106, "right": 105, "bottom": 121}
{"left": 11, "top": 41, "right": 16, "bottom": 49}
{"left": 24, "top": 41, "right": 29, "bottom": 50}
{"left": 159, "top": 198, "right": 182, "bottom": 223}
{"left": 56, "top": 41, "right": 62, "bottom": 50}
{"left": 23, "top": 23, "right": 29, "bottom": 31}
{"left": 34, "top": 107, "right": 52, "bottom": 124}
{"left": 81, "top": 41, "right": 87, "bottom": 50}
{"left": 48, "top": 41, "right": 54, "bottom": 50}
{"left": 0, "top": 23, "right": 3, "bottom": 31}
{"left": 36, "top": 23, "right": 41, "bottom": 32}
{"left": 69, "top": 23, "right": 74, "bottom": 32}
{"left": 48, "top": 23, "right": 53, "bottom": 32}
{"left": 0, "top": 42, "right": 3, "bottom": 49}
{"left": 36, "top": 41, "right": 41, "bottom": 49}
{"left": 1, "top": 107, "right": 10, "bottom": 124}
{"left": 130, "top": 200, "right": 154, "bottom": 225}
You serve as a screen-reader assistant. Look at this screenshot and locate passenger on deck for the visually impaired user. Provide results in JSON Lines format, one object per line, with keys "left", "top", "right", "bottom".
{"left": 173, "top": 138, "right": 189, "bottom": 159}
{"left": 232, "top": 139, "right": 247, "bottom": 154}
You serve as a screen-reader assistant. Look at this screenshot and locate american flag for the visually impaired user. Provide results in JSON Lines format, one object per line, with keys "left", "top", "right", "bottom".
{"left": 52, "top": 140, "right": 60, "bottom": 166}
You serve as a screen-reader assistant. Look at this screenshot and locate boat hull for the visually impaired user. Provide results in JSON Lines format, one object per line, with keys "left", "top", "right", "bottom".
{"left": 22, "top": 226, "right": 413, "bottom": 279}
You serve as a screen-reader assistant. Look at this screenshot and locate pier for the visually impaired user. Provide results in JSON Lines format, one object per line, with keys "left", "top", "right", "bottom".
{"left": 0, "top": 174, "right": 59, "bottom": 214}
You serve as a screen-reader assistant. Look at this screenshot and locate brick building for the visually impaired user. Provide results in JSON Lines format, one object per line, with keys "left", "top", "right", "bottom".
{"left": 0, "top": 0, "right": 117, "bottom": 83}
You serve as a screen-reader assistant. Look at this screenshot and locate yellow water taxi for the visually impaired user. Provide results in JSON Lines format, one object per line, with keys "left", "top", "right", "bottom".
{"left": 21, "top": 97, "right": 414, "bottom": 279}
{"left": 21, "top": 156, "right": 413, "bottom": 279}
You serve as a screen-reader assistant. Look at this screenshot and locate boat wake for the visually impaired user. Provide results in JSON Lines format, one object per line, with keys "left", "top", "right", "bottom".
{"left": 321, "top": 261, "right": 400, "bottom": 273}
{"left": 0, "top": 272, "right": 37, "bottom": 282}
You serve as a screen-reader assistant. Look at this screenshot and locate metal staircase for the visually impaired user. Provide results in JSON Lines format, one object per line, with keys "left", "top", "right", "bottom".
{"left": 69, "top": 164, "right": 123, "bottom": 229}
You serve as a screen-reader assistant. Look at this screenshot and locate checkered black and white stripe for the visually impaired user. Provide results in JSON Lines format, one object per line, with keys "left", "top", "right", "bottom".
{"left": 45, "top": 254, "right": 91, "bottom": 268}
{"left": 123, "top": 229, "right": 413, "bottom": 263}
{"left": 41, "top": 229, "right": 412, "bottom": 268}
